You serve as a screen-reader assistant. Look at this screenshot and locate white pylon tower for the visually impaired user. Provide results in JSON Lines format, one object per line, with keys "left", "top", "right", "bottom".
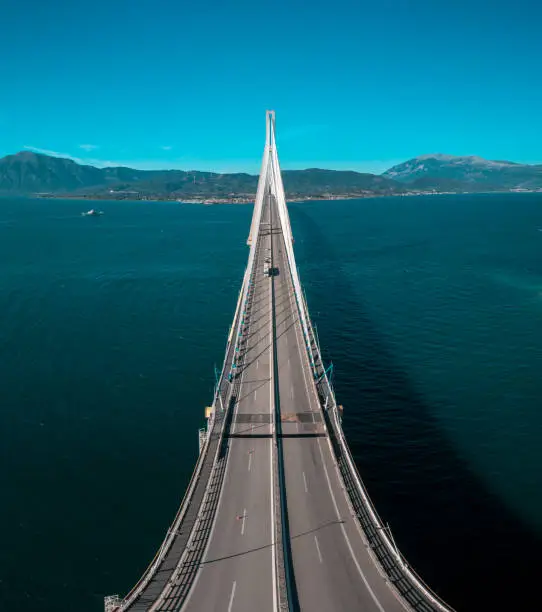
{"left": 247, "top": 111, "right": 293, "bottom": 247}
{"left": 247, "top": 111, "right": 312, "bottom": 368}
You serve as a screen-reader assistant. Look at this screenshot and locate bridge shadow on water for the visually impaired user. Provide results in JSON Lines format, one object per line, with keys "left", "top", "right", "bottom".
{"left": 289, "top": 204, "right": 540, "bottom": 611}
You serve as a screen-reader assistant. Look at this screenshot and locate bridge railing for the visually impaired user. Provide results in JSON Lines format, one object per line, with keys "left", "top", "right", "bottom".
{"left": 324, "top": 394, "right": 454, "bottom": 612}
{"left": 288, "top": 271, "right": 454, "bottom": 612}
{"left": 152, "top": 235, "right": 267, "bottom": 609}
{"left": 110, "top": 266, "right": 251, "bottom": 611}
{"left": 115, "top": 404, "right": 219, "bottom": 610}
{"left": 115, "top": 389, "right": 225, "bottom": 610}
{"left": 111, "top": 209, "right": 269, "bottom": 611}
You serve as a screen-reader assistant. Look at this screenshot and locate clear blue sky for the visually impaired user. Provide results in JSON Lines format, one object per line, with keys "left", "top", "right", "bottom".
{"left": 1, "top": 0, "right": 541, "bottom": 173}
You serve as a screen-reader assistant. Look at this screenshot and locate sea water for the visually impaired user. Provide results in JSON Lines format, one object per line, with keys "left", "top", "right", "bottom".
{"left": 0, "top": 194, "right": 540, "bottom": 610}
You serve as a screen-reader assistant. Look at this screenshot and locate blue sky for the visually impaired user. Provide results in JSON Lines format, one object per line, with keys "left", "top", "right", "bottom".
{"left": 1, "top": 0, "right": 541, "bottom": 173}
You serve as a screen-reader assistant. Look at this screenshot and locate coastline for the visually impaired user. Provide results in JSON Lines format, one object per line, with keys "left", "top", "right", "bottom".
{"left": 30, "top": 189, "right": 542, "bottom": 204}
{"left": 2, "top": 188, "right": 540, "bottom": 205}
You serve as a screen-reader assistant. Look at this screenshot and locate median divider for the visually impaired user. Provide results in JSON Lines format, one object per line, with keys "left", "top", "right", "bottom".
{"left": 269, "top": 201, "right": 299, "bottom": 612}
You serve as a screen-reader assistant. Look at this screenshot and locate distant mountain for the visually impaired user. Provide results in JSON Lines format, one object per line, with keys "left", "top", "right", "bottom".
{"left": 2, "top": 151, "right": 542, "bottom": 200}
{"left": 0, "top": 151, "right": 162, "bottom": 193}
{"left": 383, "top": 154, "right": 542, "bottom": 191}
{"left": 0, "top": 151, "right": 401, "bottom": 199}
{"left": 0, "top": 151, "right": 104, "bottom": 193}
{"left": 282, "top": 168, "right": 398, "bottom": 197}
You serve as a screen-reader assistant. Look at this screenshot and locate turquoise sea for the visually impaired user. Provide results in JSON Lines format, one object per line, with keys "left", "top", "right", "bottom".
{"left": 0, "top": 194, "right": 541, "bottom": 610}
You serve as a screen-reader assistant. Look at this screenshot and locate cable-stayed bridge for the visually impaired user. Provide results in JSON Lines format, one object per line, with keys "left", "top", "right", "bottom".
{"left": 106, "top": 111, "right": 453, "bottom": 612}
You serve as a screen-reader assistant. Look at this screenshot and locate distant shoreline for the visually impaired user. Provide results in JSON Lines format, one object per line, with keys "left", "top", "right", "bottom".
{"left": 1, "top": 189, "right": 541, "bottom": 205}
{"left": 33, "top": 192, "right": 397, "bottom": 204}
{"left": 26, "top": 189, "right": 542, "bottom": 204}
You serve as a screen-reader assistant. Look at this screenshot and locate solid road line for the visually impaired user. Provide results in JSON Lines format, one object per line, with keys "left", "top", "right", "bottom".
{"left": 316, "top": 436, "right": 386, "bottom": 612}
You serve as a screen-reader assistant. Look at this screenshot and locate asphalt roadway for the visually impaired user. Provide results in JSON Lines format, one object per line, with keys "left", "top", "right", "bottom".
{"left": 181, "top": 196, "right": 276, "bottom": 612}
{"left": 178, "top": 194, "right": 412, "bottom": 612}
{"left": 272, "top": 205, "right": 409, "bottom": 612}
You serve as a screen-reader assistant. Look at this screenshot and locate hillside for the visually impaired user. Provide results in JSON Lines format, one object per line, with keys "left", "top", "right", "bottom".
{"left": 0, "top": 152, "right": 401, "bottom": 199}
{"left": 383, "top": 154, "right": 542, "bottom": 191}
{"left": 2, "top": 151, "right": 542, "bottom": 200}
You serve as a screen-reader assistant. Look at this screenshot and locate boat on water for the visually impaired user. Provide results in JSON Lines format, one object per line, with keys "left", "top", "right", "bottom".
{"left": 81, "top": 209, "right": 104, "bottom": 217}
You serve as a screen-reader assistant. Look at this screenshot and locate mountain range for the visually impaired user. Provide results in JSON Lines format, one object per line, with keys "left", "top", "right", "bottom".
{"left": 383, "top": 154, "right": 542, "bottom": 192}
{"left": 1, "top": 151, "right": 542, "bottom": 200}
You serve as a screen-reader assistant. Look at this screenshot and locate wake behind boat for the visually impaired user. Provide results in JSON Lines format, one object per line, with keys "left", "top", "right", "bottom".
{"left": 81, "top": 209, "right": 104, "bottom": 217}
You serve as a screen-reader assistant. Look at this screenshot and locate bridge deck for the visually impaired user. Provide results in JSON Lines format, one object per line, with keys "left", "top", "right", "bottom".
{"left": 177, "top": 195, "right": 408, "bottom": 611}
{"left": 273, "top": 204, "right": 408, "bottom": 612}
{"left": 112, "top": 111, "right": 453, "bottom": 612}
{"left": 180, "top": 193, "right": 276, "bottom": 611}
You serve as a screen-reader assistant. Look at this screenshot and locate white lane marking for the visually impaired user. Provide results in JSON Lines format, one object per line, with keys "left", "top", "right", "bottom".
{"left": 303, "top": 471, "right": 308, "bottom": 493}
{"left": 290, "top": 385, "right": 294, "bottom": 400}
{"left": 228, "top": 581, "right": 237, "bottom": 612}
{"left": 257, "top": 359, "right": 259, "bottom": 369}
{"left": 240, "top": 507, "right": 246, "bottom": 535}
{"left": 287, "top": 358, "right": 290, "bottom": 367}
{"left": 314, "top": 535, "right": 323, "bottom": 564}
{"left": 248, "top": 452, "right": 252, "bottom": 472}
{"left": 254, "top": 389, "right": 258, "bottom": 400}
{"left": 316, "top": 437, "right": 386, "bottom": 612}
